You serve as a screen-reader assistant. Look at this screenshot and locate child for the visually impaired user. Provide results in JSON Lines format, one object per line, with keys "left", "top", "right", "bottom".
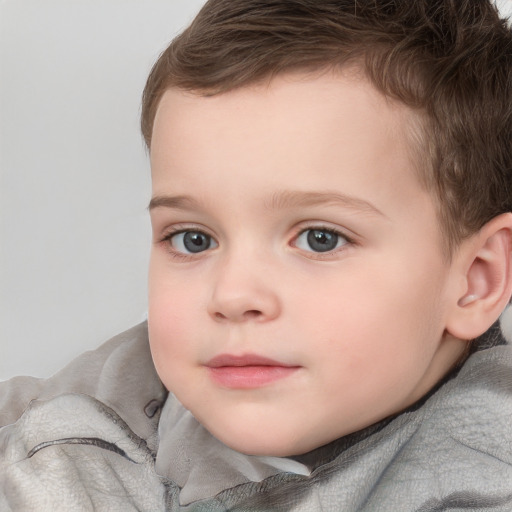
{"left": 1, "top": 0, "right": 511, "bottom": 510}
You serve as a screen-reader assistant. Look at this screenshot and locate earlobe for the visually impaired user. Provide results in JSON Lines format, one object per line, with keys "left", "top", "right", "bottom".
{"left": 446, "top": 213, "right": 512, "bottom": 341}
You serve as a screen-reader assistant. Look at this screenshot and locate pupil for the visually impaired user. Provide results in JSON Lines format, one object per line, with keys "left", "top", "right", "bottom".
{"left": 307, "top": 229, "right": 338, "bottom": 252}
{"left": 184, "top": 232, "right": 210, "bottom": 253}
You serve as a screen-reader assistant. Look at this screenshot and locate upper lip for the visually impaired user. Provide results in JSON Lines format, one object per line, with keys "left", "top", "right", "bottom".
{"left": 206, "top": 353, "right": 297, "bottom": 368}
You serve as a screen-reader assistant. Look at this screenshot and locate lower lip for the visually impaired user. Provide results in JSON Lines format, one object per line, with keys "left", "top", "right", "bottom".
{"left": 207, "top": 365, "right": 299, "bottom": 389}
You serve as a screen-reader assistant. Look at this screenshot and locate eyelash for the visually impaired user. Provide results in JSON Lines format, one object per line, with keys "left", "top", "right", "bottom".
{"left": 158, "top": 224, "right": 355, "bottom": 261}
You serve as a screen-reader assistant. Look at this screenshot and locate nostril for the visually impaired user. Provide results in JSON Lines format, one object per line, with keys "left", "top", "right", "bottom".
{"left": 244, "top": 310, "right": 262, "bottom": 319}
{"left": 212, "top": 310, "right": 262, "bottom": 321}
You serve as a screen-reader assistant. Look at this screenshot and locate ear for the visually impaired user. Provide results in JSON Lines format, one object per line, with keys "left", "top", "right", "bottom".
{"left": 446, "top": 213, "right": 512, "bottom": 341}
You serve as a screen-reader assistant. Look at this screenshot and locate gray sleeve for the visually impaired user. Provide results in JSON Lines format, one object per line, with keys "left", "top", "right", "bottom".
{"left": 0, "top": 393, "right": 166, "bottom": 511}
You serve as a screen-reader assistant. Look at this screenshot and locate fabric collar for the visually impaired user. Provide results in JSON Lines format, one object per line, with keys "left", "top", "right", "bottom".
{"left": 155, "top": 395, "right": 310, "bottom": 505}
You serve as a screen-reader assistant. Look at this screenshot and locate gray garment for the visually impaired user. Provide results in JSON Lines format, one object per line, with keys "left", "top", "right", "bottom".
{"left": 0, "top": 322, "right": 167, "bottom": 449}
{"left": 0, "top": 323, "right": 168, "bottom": 511}
{"left": 0, "top": 322, "right": 511, "bottom": 511}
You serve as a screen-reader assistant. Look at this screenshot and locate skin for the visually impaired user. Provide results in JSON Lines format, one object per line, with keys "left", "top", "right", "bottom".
{"left": 147, "top": 70, "right": 469, "bottom": 456}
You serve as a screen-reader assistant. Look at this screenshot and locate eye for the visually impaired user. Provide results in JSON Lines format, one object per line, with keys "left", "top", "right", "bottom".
{"left": 295, "top": 228, "right": 348, "bottom": 253}
{"left": 169, "top": 231, "right": 218, "bottom": 254}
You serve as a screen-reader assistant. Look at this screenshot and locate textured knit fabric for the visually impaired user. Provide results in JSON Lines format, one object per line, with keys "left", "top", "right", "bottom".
{"left": 0, "top": 321, "right": 511, "bottom": 511}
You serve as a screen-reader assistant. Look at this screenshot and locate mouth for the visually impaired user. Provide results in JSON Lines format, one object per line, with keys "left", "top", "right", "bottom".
{"left": 205, "top": 354, "right": 300, "bottom": 389}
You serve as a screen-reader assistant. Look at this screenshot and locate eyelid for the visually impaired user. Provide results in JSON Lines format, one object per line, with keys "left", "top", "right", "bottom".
{"left": 158, "top": 223, "right": 215, "bottom": 242}
{"left": 293, "top": 221, "right": 356, "bottom": 242}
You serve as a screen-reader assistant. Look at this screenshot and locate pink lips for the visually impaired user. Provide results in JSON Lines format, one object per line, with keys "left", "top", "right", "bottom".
{"left": 205, "top": 354, "right": 300, "bottom": 389}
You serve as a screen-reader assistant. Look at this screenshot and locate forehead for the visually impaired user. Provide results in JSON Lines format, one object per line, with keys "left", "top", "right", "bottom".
{"left": 152, "top": 69, "right": 410, "bottom": 147}
{"left": 150, "top": 70, "right": 434, "bottom": 231}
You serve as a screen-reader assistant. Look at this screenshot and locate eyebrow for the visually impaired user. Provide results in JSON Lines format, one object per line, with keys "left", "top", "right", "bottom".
{"left": 148, "top": 190, "right": 385, "bottom": 217}
{"left": 148, "top": 195, "right": 200, "bottom": 211}
{"left": 264, "top": 190, "right": 385, "bottom": 217}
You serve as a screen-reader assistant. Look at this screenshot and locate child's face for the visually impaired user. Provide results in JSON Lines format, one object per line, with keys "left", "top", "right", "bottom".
{"left": 148, "top": 70, "right": 464, "bottom": 456}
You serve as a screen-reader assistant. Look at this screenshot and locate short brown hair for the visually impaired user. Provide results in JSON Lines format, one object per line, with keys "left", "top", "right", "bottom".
{"left": 141, "top": 0, "right": 512, "bottom": 252}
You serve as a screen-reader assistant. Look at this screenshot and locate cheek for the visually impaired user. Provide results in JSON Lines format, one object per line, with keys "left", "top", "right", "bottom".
{"left": 147, "top": 258, "right": 205, "bottom": 385}
{"left": 148, "top": 253, "right": 206, "bottom": 328}
{"left": 299, "top": 259, "right": 445, "bottom": 373}
{"left": 297, "top": 269, "right": 446, "bottom": 432}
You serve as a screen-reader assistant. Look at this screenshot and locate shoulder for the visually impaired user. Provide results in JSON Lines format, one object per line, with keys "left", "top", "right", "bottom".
{"left": 0, "top": 393, "right": 167, "bottom": 510}
{"left": 428, "top": 343, "right": 512, "bottom": 460}
{"left": 374, "top": 342, "right": 512, "bottom": 510}
{"left": 0, "top": 322, "right": 167, "bottom": 441}
{"left": 0, "top": 323, "right": 168, "bottom": 510}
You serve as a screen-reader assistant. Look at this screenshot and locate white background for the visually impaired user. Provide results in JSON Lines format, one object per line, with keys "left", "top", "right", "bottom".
{"left": 1, "top": 0, "right": 512, "bottom": 380}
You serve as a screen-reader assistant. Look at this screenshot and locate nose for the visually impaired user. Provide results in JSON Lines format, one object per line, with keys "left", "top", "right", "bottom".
{"left": 207, "top": 255, "right": 281, "bottom": 323}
